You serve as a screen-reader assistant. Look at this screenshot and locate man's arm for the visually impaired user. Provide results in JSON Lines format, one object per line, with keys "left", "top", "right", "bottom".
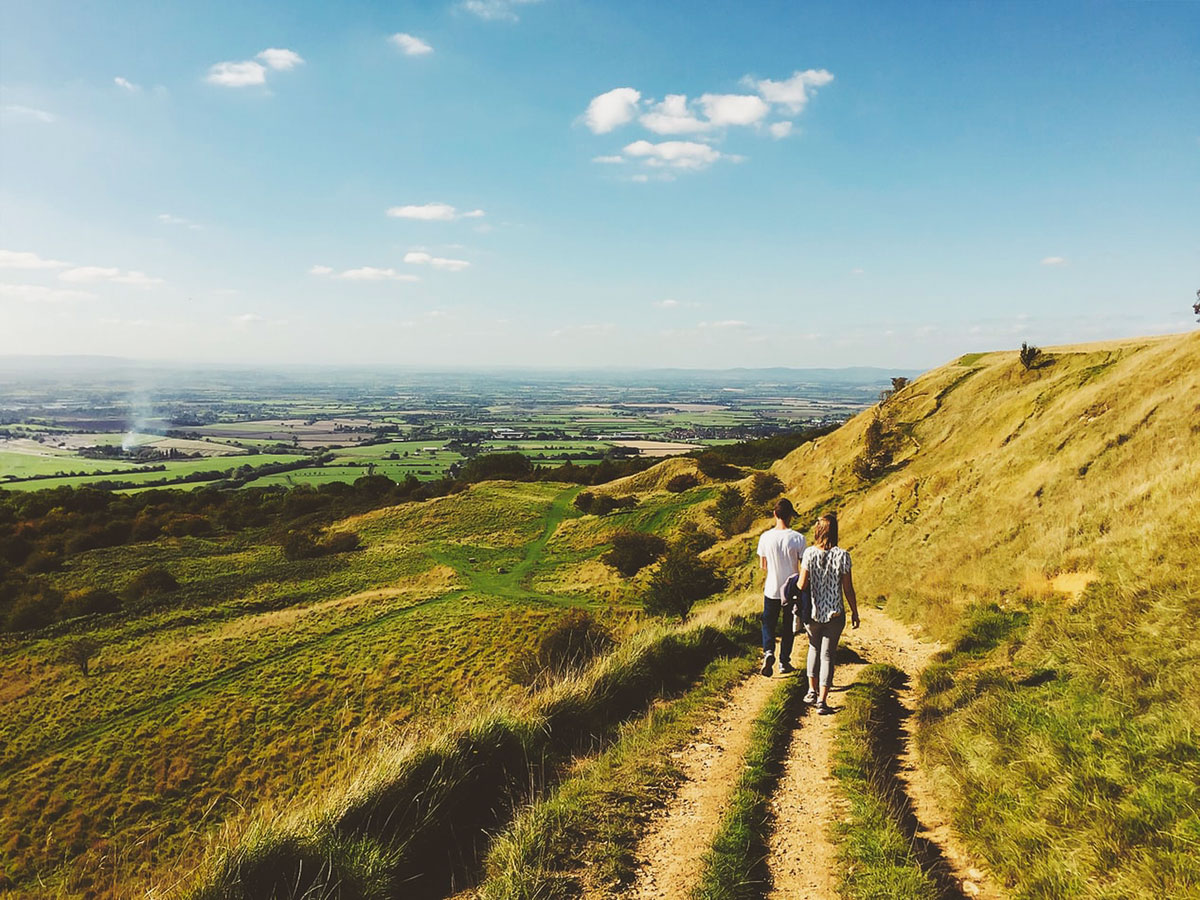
{"left": 759, "top": 555, "right": 768, "bottom": 571}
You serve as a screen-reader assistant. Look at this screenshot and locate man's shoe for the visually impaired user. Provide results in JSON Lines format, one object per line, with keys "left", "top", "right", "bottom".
{"left": 760, "top": 653, "right": 774, "bottom": 677}
{"left": 817, "top": 702, "right": 835, "bottom": 715}
{"left": 803, "top": 689, "right": 818, "bottom": 704}
{"left": 779, "top": 662, "right": 795, "bottom": 674}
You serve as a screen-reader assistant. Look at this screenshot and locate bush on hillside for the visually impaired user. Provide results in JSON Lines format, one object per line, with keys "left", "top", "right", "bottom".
{"left": 601, "top": 531, "right": 667, "bottom": 577}
{"left": 674, "top": 521, "right": 719, "bottom": 556}
{"left": 508, "top": 608, "right": 615, "bottom": 685}
{"left": 574, "top": 492, "right": 637, "bottom": 516}
{"left": 1019, "top": 341, "right": 1043, "bottom": 370}
{"left": 22, "top": 550, "right": 63, "bottom": 574}
{"left": 695, "top": 453, "right": 741, "bottom": 481}
{"left": 62, "top": 587, "right": 121, "bottom": 619}
{"left": 282, "top": 530, "right": 361, "bottom": 561}
{"left": 851, "top": 415, "right": 895, "bottom": 481}
{"left": 747, "top": 471, "right": 785, "bottom": 505}
{"left": 122, "top": 566, "right": 179, "bottom": 603}
{"left": 643, "top": 547, "right": 727, "bottom": 621}
{"left": 665, "top": 472, "right": 699, "bottom": 493}
{"left": 711, "top": 486, "right": 757, "bottom": 537}
{"left": 65, "top": 637, "right": 101, "bottom": 676}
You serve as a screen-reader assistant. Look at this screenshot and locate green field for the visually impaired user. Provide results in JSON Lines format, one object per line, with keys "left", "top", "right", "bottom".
{"left": 0, "top": 454, "right": 308, "bottom": 492}
{"left": 0, "top": 449, "right": 142, "bottom": 480}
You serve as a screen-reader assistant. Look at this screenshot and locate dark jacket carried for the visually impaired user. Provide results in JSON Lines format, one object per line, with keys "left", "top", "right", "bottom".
{"left": 782, "top": 572, "right": 813, "bottom": 626}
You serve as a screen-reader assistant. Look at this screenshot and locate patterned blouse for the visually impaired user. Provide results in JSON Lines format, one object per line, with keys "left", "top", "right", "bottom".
{"left": 801, "top": 545, "right": 852, "bottom": 623}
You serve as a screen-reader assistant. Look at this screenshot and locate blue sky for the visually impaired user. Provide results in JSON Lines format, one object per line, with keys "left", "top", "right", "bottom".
{"left": 1, "top": 0, "right": 1196, "bottom": 369}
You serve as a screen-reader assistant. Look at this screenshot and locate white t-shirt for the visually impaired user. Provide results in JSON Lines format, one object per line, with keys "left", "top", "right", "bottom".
{"left": 801, "top": 545, "right": 852, "bottom": 622}
{"left": 757, "top": 527, "right": 807, "bottom": 600}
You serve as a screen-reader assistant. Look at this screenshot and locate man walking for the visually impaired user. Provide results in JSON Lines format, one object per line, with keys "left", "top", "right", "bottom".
{"left": 756, "top": 497, "right": 806, "bottom": 676}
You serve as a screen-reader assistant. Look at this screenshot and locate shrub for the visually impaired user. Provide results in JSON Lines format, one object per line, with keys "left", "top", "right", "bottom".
{"left": 322, "top": 531, "right": 361, "bottom": 555}
{"left": 22, "top": 550, "right": 63, "bottom": 574}
{"left": 747, "top": 472, "right": 785, "bottom": 505}
{"left": 601, "top": 531, "right": 667, "bottom": 577}
{"left": 283, "top": 530, "right": 361, "bottom": 560}
{"left": 695, "top": 453, "right": 740, "bottom": 481}
{"left": 851, "top": 415, "right": 894, "bottom": 481}
{"left": 6, "top": 586, "right": 62, "bottom": 631}
{"left": 573, "top": 492, "right": 595, "bottom": 514}
{"left": 644, "top": 548, "right": 727, "bottom": 621}
{"left": 65, "top": 637, "right": 101, "bottom": 676}
{"left": 711, "top": 486, "right": 748, "bottom": 537}
{"left": 461, "top": 453, "right": 534, "bottom": 483}
{"left": 509, "top": 609, "right": 615, "bottom": 685}
{"left": 62, "top": 588, "right": 121, "bottom": 618}
{"left": 123, "top": 566, "right": 179, "bottom": 603}
{"left": 665, "top": 473, "right": 699, "bottom": 493}
{"left": 674, "top": 521, "right": 718, "bottom": 556}
{"left": 1019, "top": 341, "right": 1043, "bottom": 370}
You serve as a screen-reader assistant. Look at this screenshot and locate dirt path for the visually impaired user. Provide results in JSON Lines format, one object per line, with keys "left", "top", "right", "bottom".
{"left": 624, "top": 668, "right": 781, "bottom": 899}
{"left": 768, "top": 612, "right": 1004, "bottom": 899}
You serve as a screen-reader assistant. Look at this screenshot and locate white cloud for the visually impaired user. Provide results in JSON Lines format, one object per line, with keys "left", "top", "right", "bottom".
{"left": 390, "top": 33, "right": 433, "bottom": 55}
{"left": 1041, "top": 256, "right": 1067, "bottom": 266}
{"left": 2, "top": 104, "right": 56, "bottom": 123}
{"left": 387, "top": 202, "right": 483, "bottom": 221}
{"left": 585, "top": 88, "right": 641, "bottom": 134}
{"left": 114, "top": 76, "right": 140, "bottom": 91}
{"left": 404, "top": 251, "right": 471, "bottom": 271}
{"left": 309, "top": 265, "right": 334, "bottom": 275}
{"left": 623, "top": 140, "right": 722, "bottom": 170}
{"left": 59, "top": 266, "right": 163, "bottom": 286}
{"left": 850, "top": 267, "right": 865, "bottom": 276}
{"left": 750, "top": 69, "right": 834, "bottom": 113}
{"left": 233, "top": 313, "right": 266, "bottom": 324}
{"left": 58, "top": 266, "right": 120, "bottom": 282}
{"left": 207, "top": 49, "right": 302, "bottom": 87}
{"left": 768, "top": 121, "right": 793, "bottom": 139}
{"left": 639, "top": 94, "right": 711, "bottom": 135}
{"left": 257, "top": 48, "right": 304, "bottom": 70}
{"left": 0, "top": 283, "right": 95, "bottom": 303}
{"left": 460, "top": 0, "right": 543, "bottom": 22}
{"left": 337, "top": 266, "right": 420, "bottom": 282}
{"left": 158, "top": 213, "right": 201, "bottom": 230}
{"left": 655, "top": 298, "right": 687, "bottom": 309}
{"left": 698, "top": 319, "right": 748, "bottom": 329}
{"left": 592, "top": 155, "right": 625, "bottom": 164}
{"left": 0, "top": 250, "right": 69, "bottom": 269}
{"left": 206, "top": 60, "right": 267, "bottom": 87}
{"left": 699, "top": 93, "right": 769, "bottom": 127}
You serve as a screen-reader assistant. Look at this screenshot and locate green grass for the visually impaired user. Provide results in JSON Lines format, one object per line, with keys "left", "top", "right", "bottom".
{"left": 184, "top": 617, "right": 755, "bottom": 900}
{"left": 0, "top": 448, "right": 142, "bottom": 479}
{"left": 476, "top": 654, "right": 754, "bottom": 898}
{"left": 831, "top": 665, "right": 939, "bottom": 900}
{"left": 691, "top": 672, "right": 804, "bottom": 900}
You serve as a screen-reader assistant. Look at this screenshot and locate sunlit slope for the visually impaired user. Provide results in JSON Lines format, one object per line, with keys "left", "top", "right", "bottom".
{"left": 774, "top": 331, "right": 1198, "bottom": 620}
{"left": 773, "top": 330, "right": 1200, "bottom": 897}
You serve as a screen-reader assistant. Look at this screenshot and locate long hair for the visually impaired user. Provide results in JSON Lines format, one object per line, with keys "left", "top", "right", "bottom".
{"left": 813, "top": 512, "right": 838, "bottom": 549}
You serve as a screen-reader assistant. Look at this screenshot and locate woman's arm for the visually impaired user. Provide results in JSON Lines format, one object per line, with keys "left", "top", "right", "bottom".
{"left": 798, "top": 567, "right": 810, "bottom": 591}
{"left": 843, "top": 571, "right": 859, "bottom": 628}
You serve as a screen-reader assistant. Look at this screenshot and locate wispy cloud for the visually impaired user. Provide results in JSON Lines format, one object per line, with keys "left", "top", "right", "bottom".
{"left": 207, "top": 48, "right": 303, "bottom": 87}
{"left": 0, "top": 249, "right": 69, "bottom": 269}
{"left": 59, "top": 266, "right": 164, "bottom": 286}
{"left": 623, "top": 140, "right": 723, "bottom": 170}
{"left": 390, "top": 33, "right": 433, "bottom": 55}
{"left": 114, "top": 76, "right": 140, "bottom": 92}
{"left": 747, "top": 69, "right": 834, "bottom": 114}
{"left": 386, "top": 203, "right": 485, "bottom": 221}
{"left": 0, "top": 283, "right": 95, "bottom": 303}
{"left": 404, "top": 251, "right": 471, "bottom": 271}
{"left": 2, "top": 104, "right": 56, "bottom": 123}
{"left": 310, "top": 265, "right": 420, "bottom": 282}
{"left": 1041, "top": 256, "right": 1067, "bottom": 266}
{"left": 460, "top": 0, "right": 544, "bottom": 22}
{"left": 158, "top": 213, "right": 202, "bottom": 230}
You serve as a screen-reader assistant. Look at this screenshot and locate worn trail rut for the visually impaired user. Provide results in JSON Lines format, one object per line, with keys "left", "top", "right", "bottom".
{"left": 625, "top": 609, "right": 1005, "bottom": 899}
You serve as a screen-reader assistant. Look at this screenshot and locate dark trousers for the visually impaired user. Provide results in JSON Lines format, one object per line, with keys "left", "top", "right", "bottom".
{"left": 761, "top": 596, "right": 795, "bottom": 665}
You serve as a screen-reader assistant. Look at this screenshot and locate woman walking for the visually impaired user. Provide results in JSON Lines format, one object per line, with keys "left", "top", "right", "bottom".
{"left": 797, "top": 512, "right": 859, "bottom": 714}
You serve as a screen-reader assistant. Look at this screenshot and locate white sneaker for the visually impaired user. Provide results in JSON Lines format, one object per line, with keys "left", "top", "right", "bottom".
{"left": 803, "top": 689, "right": 818, "bottom": 704}
{"left": 761, "top": 652, "right": 774, "bottom": 677}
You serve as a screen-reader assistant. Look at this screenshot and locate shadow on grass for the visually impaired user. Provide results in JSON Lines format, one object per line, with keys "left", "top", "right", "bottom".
{"left": 871, "top": 670, "right": 970, "bottom": 900}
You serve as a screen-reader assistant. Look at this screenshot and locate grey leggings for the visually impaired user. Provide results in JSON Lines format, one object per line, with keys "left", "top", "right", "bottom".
{"left": 806, "top": 615, "right": 845, "bottom": 688}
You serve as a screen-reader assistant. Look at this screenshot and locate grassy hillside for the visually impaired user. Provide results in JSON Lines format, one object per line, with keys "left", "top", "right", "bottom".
{"left": 0, "top": 479, "right": 715, "bottom": 896}
{"left": 770, "top": 331, "right": 1199, "bottom": 897}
